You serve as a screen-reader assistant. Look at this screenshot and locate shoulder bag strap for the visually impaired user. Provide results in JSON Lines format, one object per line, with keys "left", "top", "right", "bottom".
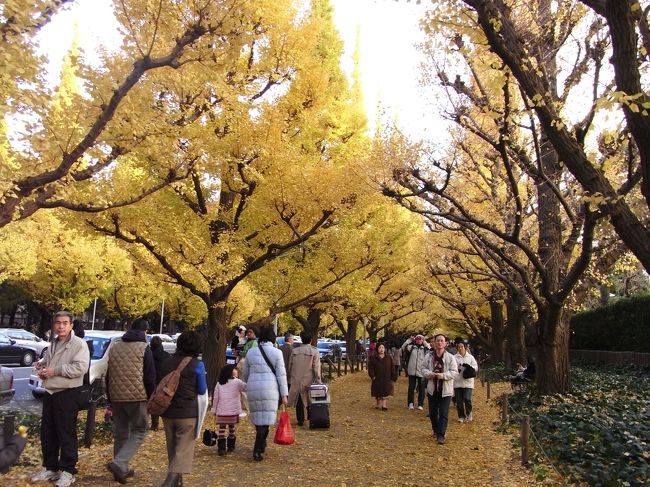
{"left": 258, "top": 345, "right": 283, "bottom": 395}
{"left": 177, "top": 356, "right": 193, "bottom": 372}
{"left": 258, "top": 344, "right": 276, "bottom": 375}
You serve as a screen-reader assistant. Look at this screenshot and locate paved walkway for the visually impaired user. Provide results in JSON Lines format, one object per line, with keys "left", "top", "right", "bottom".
{"left": 5, "top": 371, "right": 544, "bottom": 486}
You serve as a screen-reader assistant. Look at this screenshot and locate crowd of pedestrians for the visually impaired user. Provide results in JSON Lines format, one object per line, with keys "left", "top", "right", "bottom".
{"left": 366, "top": 332, "right": 479, "bottom": 446}
{"left": 18, "top": 310, "right": 481, "bottom": 486}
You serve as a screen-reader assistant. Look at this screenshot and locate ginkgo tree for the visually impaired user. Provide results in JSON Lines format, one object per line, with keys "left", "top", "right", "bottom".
{"left": 87, "top": 0, "right": 368, "bottom": 388}
{"left": 0, "top": 212, "right": 139, "bottom": 331}
{"left": 246, "top": 192, "right": 430, "bottom": 349}
{"left": 1, "top": 0, "right": 282, "bottom": 228}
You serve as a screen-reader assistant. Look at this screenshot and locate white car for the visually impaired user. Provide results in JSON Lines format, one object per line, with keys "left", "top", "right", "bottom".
{"left": 147, "top": 333, "right": 177, "bottom": 354}
{"left": 29, "top": 330, "right": 124, "bottom": 399}
{"left": 0, "top": 328, "right": 49, "bottom": 358}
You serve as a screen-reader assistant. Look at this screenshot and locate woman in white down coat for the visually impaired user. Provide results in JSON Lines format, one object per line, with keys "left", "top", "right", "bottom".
{"left": 453, "top": 341, "right": 478, "bottom": 422}
{"left": 242, "top": 326, "right": 288, "bottom": 461}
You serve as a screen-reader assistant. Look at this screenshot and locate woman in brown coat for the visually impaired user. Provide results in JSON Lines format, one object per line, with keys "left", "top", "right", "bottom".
{"left": 368, "top": 342, "right": 397, "bottom": 410}
{"left": 287, "top": 331, "right": 321, "bottom": 426}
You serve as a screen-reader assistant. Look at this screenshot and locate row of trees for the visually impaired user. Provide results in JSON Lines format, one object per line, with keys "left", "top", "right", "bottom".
{"left": 2, "top": 0, "right": 648, "bottom": 393}
{"left": 381, "top": 0, "right": 650, "bottom": 393}
{"left": 1, "top": 0, "right": 442, "bottom": 389}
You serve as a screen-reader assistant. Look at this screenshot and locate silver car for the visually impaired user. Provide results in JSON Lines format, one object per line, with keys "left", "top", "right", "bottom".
{"left": 0, "top": 328, "right": 49, "bottom": 358}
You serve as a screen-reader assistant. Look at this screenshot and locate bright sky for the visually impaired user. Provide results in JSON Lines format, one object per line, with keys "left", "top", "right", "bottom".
{"left": 330, "top": 0, "right": 444, "bottom": 139}
{"left": 39, "top": 0, "right": 444, "bottom": 140}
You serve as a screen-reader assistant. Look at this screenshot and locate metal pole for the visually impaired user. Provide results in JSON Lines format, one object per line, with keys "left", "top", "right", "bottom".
{"left": 91, "top": 297, "right": 97, "bottom": 330}
{"left": 159, "top": 299, "right": 165, "bottom": 334}
{"left": 273, "top": 314, "right": 278, "bottom": 336}
{"left": 521, "top": 415, "right": 530, "bottom": 465}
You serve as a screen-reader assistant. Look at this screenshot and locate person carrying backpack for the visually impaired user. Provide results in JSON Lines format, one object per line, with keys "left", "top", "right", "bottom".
{"left": 106, "top": 319, "right": 156, "bottom": 484}
{"left": 157, "top": 332, "right": 207, "bottom": 487}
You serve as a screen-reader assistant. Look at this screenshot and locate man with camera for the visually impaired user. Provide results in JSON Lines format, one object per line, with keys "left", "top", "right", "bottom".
{"left": 400, "top": 334, "right": 430, "bottom": 410}
{"left": 31, "top": 311, "right": 90, "bottom": 487}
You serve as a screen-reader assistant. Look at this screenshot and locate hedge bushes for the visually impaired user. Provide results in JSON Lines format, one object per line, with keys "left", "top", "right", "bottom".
{"left": 570, "top": 295, "right": 650, "bottom": 352}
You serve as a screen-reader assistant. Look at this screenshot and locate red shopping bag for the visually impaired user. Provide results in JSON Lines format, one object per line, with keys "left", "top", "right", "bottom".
{"left": 273, "top": 408, "right": 295, "bottom": 445}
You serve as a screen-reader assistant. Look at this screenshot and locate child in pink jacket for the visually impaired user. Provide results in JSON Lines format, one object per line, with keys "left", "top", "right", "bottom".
{"left": 211, "top": 364, "right": 247, "bottom": 455}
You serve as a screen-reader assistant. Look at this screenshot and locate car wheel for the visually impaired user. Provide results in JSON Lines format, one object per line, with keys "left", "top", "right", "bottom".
{"left": 20, "top": 351, "right": 35, "bottom": 367}
{"left": 32, "top": 390, "right": 45, "bottom": 399}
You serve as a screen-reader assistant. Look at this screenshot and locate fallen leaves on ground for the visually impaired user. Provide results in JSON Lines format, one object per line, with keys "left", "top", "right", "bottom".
{"left": 3, "top": 373, "right": 551, "bottom": 486}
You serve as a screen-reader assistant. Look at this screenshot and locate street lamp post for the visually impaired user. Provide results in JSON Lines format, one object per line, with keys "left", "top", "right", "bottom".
{"left": 159, "top": 299, "right": 165, "bottom": 334}
{"left": 91, "top": 298, "right": 97, "bottom": 331}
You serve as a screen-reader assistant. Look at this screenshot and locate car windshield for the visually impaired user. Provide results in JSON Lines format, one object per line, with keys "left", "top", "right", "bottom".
{"left": 85, "top": 337, "right": 112, "bottom": 360}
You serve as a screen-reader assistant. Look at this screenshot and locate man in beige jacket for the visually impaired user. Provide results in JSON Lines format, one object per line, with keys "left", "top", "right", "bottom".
{"left": 31, "top": 311, "right": 90, "bottom": 487}
{"left": 287, "top": 331, "right": 321, "bottom": 426}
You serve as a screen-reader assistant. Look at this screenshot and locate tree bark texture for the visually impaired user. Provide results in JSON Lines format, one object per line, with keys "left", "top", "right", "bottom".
{"left": 536, "top": 307, "right": 571, "bottom": 394}
{"left": 489, "top": 299, "right": 505, "bottom": 362}
{"left": 203, "top": 303, "right": 227, "bottom": 392}
{"left": 505, "top": 291, "right": 527, "bottom": 368}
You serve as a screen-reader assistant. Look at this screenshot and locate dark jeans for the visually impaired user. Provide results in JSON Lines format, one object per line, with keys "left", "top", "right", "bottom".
{"left": 296, "top": 394, "right": 305, "bottom": 425}
{"left": 407, "top": 375, "right": 425, "bottom": 407}
{"left": 427, "top": 391, "right": 451, "bottom": 439}
{"left": 455, "top": 387, "right": 473, "bottom": 419}
{"left": 41, "top": 387, "right": 81, "bottom": 474}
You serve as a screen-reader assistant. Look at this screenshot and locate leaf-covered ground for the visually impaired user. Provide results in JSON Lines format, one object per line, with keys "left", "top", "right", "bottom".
{"left": 4, "top": 372, "right": 547, "bottom": 486}
{"left": 505, "top": 364, "right": 650, "bottom": 486}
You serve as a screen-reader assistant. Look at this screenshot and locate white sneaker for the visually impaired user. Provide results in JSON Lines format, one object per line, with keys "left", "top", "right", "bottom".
{"left": 417, "top": 405, "right": 424, "bottom": 410}
{"left": 408, "top": 403, "right": 414, "bottom": 410}
{"left": 458, "top": 417, "right": 465, "bottom": 423}
{"left": 31, "top": 469, "right": 60, "bottom": 482}
{"left": 467, "top": 414, "right": 473, "bottom": 422}
{"left": 55, "top": 471, "right": 76, "bottom": 487}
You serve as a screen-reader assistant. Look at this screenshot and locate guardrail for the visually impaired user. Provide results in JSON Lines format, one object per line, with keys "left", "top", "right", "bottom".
{"left": 320, "top": 354, "right": 366, "bottom": 382}
{"left": 570, "top": 349, "right": 650, "bottom": 366}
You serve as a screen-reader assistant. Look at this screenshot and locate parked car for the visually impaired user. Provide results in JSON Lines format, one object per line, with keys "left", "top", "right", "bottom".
{"left": 316, "top": 341, "right": 336, "bottom": 360}
{"left": 0, "top": 366, "right": 15, "bottom": 406}
{"left": 29, "top": 330, "right": 124, "bottom": 399}
{"left": 0, "top": 332, "right": 38, "bottom": 367}
{"left": 147, "top": 333, "right": 176, "bottom": 354}
{"left": 275, "top": 336, "right": 302, "bottom": 348}
{"left": 0, "top": 328, "right": 49, "bottom": 358}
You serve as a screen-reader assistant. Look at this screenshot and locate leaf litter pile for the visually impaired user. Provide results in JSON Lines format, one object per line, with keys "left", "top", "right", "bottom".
{"left": 4, "top": 373, "right": 547, "bottom": 486}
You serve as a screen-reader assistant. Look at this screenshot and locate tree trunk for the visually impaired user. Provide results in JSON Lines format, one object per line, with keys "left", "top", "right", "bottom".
{"left": 536, "top": 307, "right": 570, "bottom": 394}
{"left": 489, "top": 300, "right": 505, "bottom": 361}
{"left": 505, "top": 292, "right": 526, "bottom": 369}
{"left": 9, "top": 304, "right": 18, "bottom": 327}
{"left": 202, "top": 303, "right": 227, "bottom": 392}
{"left": 302, "top": 309, "right": 322, "bottom": 345}
{"left": 345, "top": 318, "right": 359, "bottom": 359}
{"left": 599, "top": 285, "right": 610, "bottom": 305}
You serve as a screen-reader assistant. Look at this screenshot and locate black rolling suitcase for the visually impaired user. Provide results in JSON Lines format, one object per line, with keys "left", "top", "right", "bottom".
{"left": 307, "top": 403, "right": 330, "bottom": 429}
{"left": 307, "top": 384, "right": 330, "bottom": 429}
